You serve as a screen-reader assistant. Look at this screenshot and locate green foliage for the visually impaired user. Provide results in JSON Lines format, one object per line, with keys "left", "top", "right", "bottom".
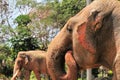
{"left": 16, "top": 0, "right": 37, "bottom": 7}
{"left": 0, "top": 24, "right": 15, "bottom": 44}
{"left": 0, "top": 45, "right": 13, "bottom": 77}
{"left": 40, "top": 0, "right": 86, "bottom": 28}
{"left": 15, "top": 15, "right": 31, "bottom": 26}
{"left": 10, "top": 36, "right": 39, "bottom": 53}
{"left": 54, "top": 0, "right": 85, "bottom": 26}
{"left": 12, "top": 37, "right": 39, "bottom": 50}
{"left": 10, "top": 14, "right": 40, "bottom": 59}
{"left": 30, "top": 71, "right": 37, "bottom": 80}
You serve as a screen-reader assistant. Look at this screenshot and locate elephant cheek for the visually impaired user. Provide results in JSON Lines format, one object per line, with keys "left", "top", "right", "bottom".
{"left": 77, "top": 25, "right": 95, "bottom": 54}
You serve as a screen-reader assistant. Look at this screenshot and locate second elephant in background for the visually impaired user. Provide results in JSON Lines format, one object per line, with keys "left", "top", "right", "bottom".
{"left": 11, "top": 50, "right": 50, "bottom": 80}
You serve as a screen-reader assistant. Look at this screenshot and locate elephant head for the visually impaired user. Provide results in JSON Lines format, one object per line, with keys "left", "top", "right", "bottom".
{"left": 47, "top": 0, "right": 120, "bottom": 80}
{"left": 11, "top": 52, "right": 30, "bottom": 80}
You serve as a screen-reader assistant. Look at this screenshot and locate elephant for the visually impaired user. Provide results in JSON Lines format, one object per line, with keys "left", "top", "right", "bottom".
{"left": 46, "top": 0, "right": 120, "bottom": 80}
{"left": 61, "top": 51, "right": 78, "bottom": 80}
{"left": 11, "top": 50, "right": 50, "bottom": 80}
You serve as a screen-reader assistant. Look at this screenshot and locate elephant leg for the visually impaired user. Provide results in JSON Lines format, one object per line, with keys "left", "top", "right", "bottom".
{"left": 24, "top": 70, "right": 31, "bottom": 80}
{"left": 34, "top": 70, "right": 41, "bottom": 80}
{"left": 61, "top": 51, "right": 78, "bottom": 80}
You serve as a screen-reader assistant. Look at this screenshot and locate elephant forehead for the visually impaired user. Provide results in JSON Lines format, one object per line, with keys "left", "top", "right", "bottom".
{"left": 66, "top": 18, "right": 78, "bottom": 27}
{"left": 68, "top": 9, "right": 92, "bottom": 27}
{"left": 67, "top": 17, "right": 86, "bottom": 30}
{"left": 16, "top": 58, "right": 23, "bottom": 62}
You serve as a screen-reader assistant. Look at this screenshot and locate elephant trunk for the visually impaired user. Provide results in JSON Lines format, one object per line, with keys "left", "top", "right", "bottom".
{"left": 47, "top": 26, "right": 72, "bottom": 80}
{"left": 60, "top": 51, "right": 78, "bottom": 80}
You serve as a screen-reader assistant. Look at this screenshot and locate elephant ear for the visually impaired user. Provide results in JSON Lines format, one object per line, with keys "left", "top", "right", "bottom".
{"left": 87, "top": 9, "right": 112, "bottom": 31}
{"left": 19, "top": 53, "right": 30, "bottom": 65}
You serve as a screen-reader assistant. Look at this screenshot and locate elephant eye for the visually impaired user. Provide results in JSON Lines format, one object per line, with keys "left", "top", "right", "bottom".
{"left": 67, "top": 26, "right": 72, "bottom": 33}
{"left": 17, "top": 61, "right": 21, "bottom": 64}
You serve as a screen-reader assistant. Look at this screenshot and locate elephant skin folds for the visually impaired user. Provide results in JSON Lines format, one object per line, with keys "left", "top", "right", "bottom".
{"left": 47, "top": 0, "right": 120, "bottom": 80}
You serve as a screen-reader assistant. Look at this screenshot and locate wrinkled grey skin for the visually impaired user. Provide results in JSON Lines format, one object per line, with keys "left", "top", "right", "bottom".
{"left": 46, "top": 0, "right": 120, "bottom": 80}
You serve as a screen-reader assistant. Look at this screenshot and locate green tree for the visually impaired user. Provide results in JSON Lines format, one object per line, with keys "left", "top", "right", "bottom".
{"left": 0, "top": 45, "right": 13, "bottom": 77}
{"left": 28, "top": 0, "right": 86, "bottom": 45}
{"left": 10, "top": 14, "right": 40, "bottom": 59}
{"left": 15, "top": 15, "right": 31, "bottom": 26}
{"left": 39, "top": 0, "right": 86, "bottom": 28}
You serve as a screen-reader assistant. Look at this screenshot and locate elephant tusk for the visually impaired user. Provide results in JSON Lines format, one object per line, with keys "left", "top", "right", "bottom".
{"left": 11, "top": 70, "right": 20, "bottom": 80}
